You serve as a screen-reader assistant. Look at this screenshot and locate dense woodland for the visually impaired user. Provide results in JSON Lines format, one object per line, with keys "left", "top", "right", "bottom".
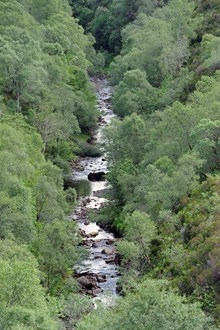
{"left": 1, "top": 0, "right": 220, "bottom": 329}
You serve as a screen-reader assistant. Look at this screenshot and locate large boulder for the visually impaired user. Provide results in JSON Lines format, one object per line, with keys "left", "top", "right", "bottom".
{"left": 77, "top": 275, "right": 103, "bottom": 296}
{"left": 102, "top": 247, "right": 116, "bottom": 255}
{"left": 97, "top": 274, "right": 107, "bottom": 283}
{"left": 78, "top": 276, "right": 95, "bottom": 288}
{"left": 88, "top": 172, "right": 106, "bottom": 182}
{"left": 105, "top": 257, "right": 116, "bottom": 264}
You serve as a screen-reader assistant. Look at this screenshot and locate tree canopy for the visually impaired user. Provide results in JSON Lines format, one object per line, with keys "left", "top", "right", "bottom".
{"left": 1, "top": 0, "right": 220, "bottom": 328}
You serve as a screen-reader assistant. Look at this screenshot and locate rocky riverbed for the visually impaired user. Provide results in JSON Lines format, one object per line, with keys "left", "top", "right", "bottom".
{"left": 71, "top": 78, "right": 120, "bottom": 304}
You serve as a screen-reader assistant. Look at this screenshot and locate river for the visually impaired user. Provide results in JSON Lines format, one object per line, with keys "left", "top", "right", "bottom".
{"left": 72, "top": 78, "right": 119, "bottom": 305}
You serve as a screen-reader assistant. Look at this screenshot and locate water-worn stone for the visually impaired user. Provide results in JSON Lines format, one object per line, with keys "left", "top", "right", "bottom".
{"left": 92, "top": 240, "right": 101, "bottom": 247}
{"left": 89, "top": 231, "right": 99, "bottom": 237}
{"left": 102, "top": 247, "right": 115, "bottom": 255}
{"left": 106, "top": 257, "right": 116, "bottom": 264}
{"left": 78, "top": 276, "right": 95, "bottom": 288}
{"left": 92, "top": 288, "right": 103, "bottom": 296}
{"left": 84, "top": 240, "right": 91, "bottom": 247}
{"left": 77, "top": 274, "right": 104, "bottom": 296}
{"left": 94, "top": 255, "right": 102, "bottom": 259}
{"left": 78, "top": 275, "right": 99, "bottom": 289}
{"left": 106, "top": 239, "right": 116, "bottom": 245}
{"left": 73, "top": 79, "right": 119, "bottom": 300}
{"left": 97, "top": 274, "right": 107, "bottom": 283}
{"left": 80, "top": 229, "right": 86, "bottom": 237}
{"left": 88, "top": 171, "right": 106, "bottom": 181}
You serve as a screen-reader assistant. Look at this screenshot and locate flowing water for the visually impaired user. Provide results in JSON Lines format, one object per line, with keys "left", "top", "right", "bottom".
{"left": 72, "top": 78, "right": 119, "bottom": 304}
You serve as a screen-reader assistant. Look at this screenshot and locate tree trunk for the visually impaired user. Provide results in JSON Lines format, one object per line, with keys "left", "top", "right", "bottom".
{"left": 16, "top": 93, "right": 21, "bottom": 113}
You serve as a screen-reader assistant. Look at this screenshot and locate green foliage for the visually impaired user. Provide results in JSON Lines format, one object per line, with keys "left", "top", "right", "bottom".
{"left": 76, "top": 142, "right": 103, "bottom": 158}
{"left": 113, "top": 69, "right": 158, "bottom": 116}
{"left": 34, "top": 219, "right": 80, "bottom": 292}
{"left": 148, "top": 175, "right": 220, "bottom": 319}
{"left": 100, "top": 2, "right": 220, "bottom": 323}
{"left": 0, "top": 112, "right": 81, "bottom": 273}
{"left": 71, "top": 0, "right": 168, "bottom": 54}
{"left": 191, "top": 118, "right": 220, "bottom": 171}
{"left": 110, "top": 14, "right": 173, "bottom": 87}
{"left": 105, "top": 113, "right": 146, "bottom": 165}
{"left": 108, "top": 0, "right": 198, "bottom": 117}
{"left": 118, "top": 211, "right": 157, "bottom": 275}
{"left": 0, "top": 0, "right": 99, "bottom": 166}
{"left": 176, "top": 176, "right": 220, "bottom": 314}
{"left": 107, "top": 159, "right": 137, "bottom": 206}
{"left": 194, "top": 0, "right": 220, "bottom": 36}
{"left": 132, "top": 153, "right": 203, "bottom": 217}
{"left": 88, "top": 6, "right": 114, "bottom": 51}
{"left": 65, "top": 188, "right": 77, "bottom": 209}
{"left": 0, "top": 119, "right": 39, "bottom": 243}
{"left": 117, "top": 240, "right": 141, "bottom": 270}
{"left": 200, "top": 34, "right": 220, "bottom": 71}
{"left": 2, "top": 0, "right": 220, "bottom": 326}
{"left": 78, "top": 279, "right": 215, "bottom": 330}
{"left": 63, "top": 293, "right": 93, "bottom": 328}
{"left": 0, "top": 113, "right": 82, "bottom": 324}
{"left": 0, "top": 240, "right": 60, "bottom": 329}
{"left": 0, "top": 0, "right": 101, "bottom": 327}
{"left": 34, "top": 163, "right": 68, "bottom": 223}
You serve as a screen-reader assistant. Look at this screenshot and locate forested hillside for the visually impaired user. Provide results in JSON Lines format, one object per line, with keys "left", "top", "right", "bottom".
{"left": 1, "top": 0, "right": 220, "bottom": 329}
{"left": 72, "top": 0, "right": 220, "bottom": 328}
{"left": 0, "top": 0, "right": 98, "bottom": 328}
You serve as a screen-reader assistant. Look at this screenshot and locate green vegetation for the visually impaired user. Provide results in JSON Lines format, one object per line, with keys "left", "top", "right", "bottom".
{"left": 1, "top": 0, "right": 220, "bottom": 328}
{"left": 72, "top": 0, "right": 220, "bottom": 328}
{"left": 0, "top": 0, "right": 101, "bottom": 328}
{"left": 0, "top": 0, "right": 100, "bottom": 175}
{"left": 78, "top": 280, "right": 215, "bottom": 330}
{"left": 71, "top": 0, "right": 167, "bottom": 57}
{"left": 0, "top": 113, "right": 83, "bottom": 327}
{"left": 0, "top": 240, "right": 61, "bottom": 329}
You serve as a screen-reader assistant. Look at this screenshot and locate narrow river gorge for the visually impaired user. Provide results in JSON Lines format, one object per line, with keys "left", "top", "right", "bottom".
{"left": 72, "top": 78, "right": 120, "bottom": 305}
